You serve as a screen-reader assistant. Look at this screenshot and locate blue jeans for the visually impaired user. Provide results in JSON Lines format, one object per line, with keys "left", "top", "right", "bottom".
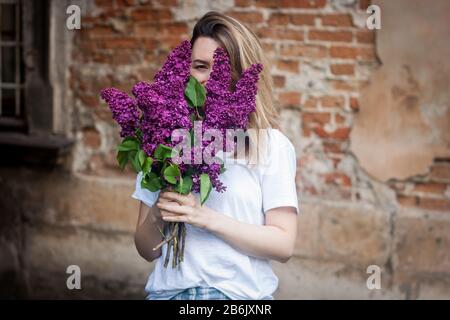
{"left": 169, "top": 287, "right": 231, "bottom": 300}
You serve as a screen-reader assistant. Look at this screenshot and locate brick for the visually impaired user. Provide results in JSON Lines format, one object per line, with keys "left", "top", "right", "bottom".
{"left": 320, "top": 95, "right": 345, "bottom": 108}
{"left": 397, "top": 195, "right": 420, "bottom": 207}
{"left": 302, "top": 112, "right": 331, "bottom": 125}
{"left": 418, "top": 198, "right": 450, "bottom": 212}
{"left": 330, "top": 127, "right": 351, "bottom": 140}
{"left": 257, "top": 27, "right": 304, "bottom": 41}
{"left": 359, "top": 0, "right": 371, "bottom": 10}
{"left": 235, "top": 0, "right": 254, "bottom": 6}
{"left": 268, "top": 13, "right": 316, "bottom": 26}
{"left": 268, "top": 13, "right": 290, "bottom": 25}
{"left": 335, "top": 113, "right": 346, "bottom": 124}
{"left": 279, "top": 92, "right": 301, "bottom": 107}
{"left": 227, "top": 11, "right": 264, "bottom": 24}
{"left": 83, "top": 128, "right": 101, "bottom": 149}
{"left": 356, "top": 47, "right": 376, "bottom": 61}
{"left": 280, "top": 43, "right": 327, "bottom": 58}
{"left": 116, "top": 0, "right": 137, "bottom": 7}
{"left": 350, "top": 97, "right": 360, "bottom": 111}
{"left": 100, "top": 38, "right": 142, "bottom": 49}
{"left": 276, "top": 59, "right": 300, "bottom": 72}
{"left": 273, "top": 75, "right": 286, "bottom": 88}
{"left": 135, "top": 22, "right": 188, "bottom": 40}
{"left": 330, "top": 63, "right": 355, "bottom": 75}
{"left": 397, "top": 195, "right": 450, "bottom": 212}
{"left": 327, "top": 80, "right": 355, "bottom": 92}
{"left": 256, "top": 0, "right": 326, "bottom": 8}
{"left": 279, "top": 0, "right": 326, "bottom": 8}
{"left": 356, "top": 30, "right": 375, "bottom": 44}
{"left": 94, "top": 0, "right": 113, "bottom": 8}
{"left": 290, "top": 14, "right": 317, "bottom": 26}
{"left": 321, "top": 14, "right": 353, "bottom": 27}
{"left": 330, "top": 46, "right": 357, "bottom": 59}
{"left": 87, "top": 26, "right": 116, "bottom": 38}
{"left": 261, "top": 42, "right": 276, "bottom": 56}
{"left": 314, "top": 127, "right": 351, "bottom": 140}
{"left": 303, "top": 96, "right": 318, "bottom": 108}
{"left": 413, "top": 183, "right": 447, "bottom": 194}
{"left": 80, "top": 94, "right": 99, "bottom": 108}
{"left": 430, "top": 163, "right": 450, "bottom": 182}
{"left": 308, "top": 30, "right": 353, "bottom": 42}
{"left": 129, "top": 8, "right": 172, "bottom": 22}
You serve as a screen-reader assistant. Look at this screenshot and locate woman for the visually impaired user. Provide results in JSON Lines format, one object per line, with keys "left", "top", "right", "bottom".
{"left": 132, "top": 11, "right": 299, "bottom": 300}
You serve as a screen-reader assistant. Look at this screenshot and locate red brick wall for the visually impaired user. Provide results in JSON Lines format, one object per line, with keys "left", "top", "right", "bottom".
{"left": 71, "top": 0, "right": 449, "bottom": 213}
{"left": 69, "top": 0, "right": 450, "bottom": 298}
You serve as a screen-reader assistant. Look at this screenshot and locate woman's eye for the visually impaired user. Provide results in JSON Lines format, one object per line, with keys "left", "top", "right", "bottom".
{"left": 195, "top": 65, "right": 208, "bottom": 70}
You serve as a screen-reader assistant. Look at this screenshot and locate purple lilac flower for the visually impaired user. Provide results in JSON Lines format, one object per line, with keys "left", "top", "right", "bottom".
{"left": 191, "top": 47, "right": 263, "bottom": 193}
{"left": 100, "top": 40, "right": 262, "bottom": 196}
{"left": 100, "top": 88, "right": 140, "bottom": 138}
{"left": 131, "top": 40, "right": 193, "bottom": 156}
{"left": 204, "top": 47, "right": 263, "bottom": 153}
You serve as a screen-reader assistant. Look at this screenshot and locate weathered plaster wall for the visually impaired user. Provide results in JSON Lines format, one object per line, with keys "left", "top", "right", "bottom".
{"left": 0, "top": 0, "right": 449, "bottom": 299}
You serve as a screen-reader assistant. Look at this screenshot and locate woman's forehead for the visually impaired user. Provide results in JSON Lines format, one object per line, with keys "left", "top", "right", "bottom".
{"left": 192, "top": 37, "right": 221, "bottom": 61}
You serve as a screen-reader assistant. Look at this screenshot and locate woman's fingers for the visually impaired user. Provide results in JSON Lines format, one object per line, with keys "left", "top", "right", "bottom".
{"left": 160, "top": 191, "right": 196, "bottom": 207}
{"left": 206, "top": 47, "right": 232, "bottom": 95}
{"left": 159, "top": 209, "right": 181, "bottom": 218}
{"left": 157, "top": 202, "right": 191, "bottom": 216}
{"left": 161, "top": 215, "right": 188, "bottom": 223}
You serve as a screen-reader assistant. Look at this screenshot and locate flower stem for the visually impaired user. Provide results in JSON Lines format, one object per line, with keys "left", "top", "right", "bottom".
{"left": 153, "top": 222, "right": 177, "bottom": 251}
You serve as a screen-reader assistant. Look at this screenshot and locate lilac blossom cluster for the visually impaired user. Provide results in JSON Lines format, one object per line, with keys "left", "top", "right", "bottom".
{"left": 100, "top": 40, "right": 262, "bottom": 195}
{"left": 99, "top": 88, "right": 140, "bottom": 138}
{"left": 130, "top": 40, "right": 194, "bottom": 156}
{"left": 204, "top": 47, "right": 263, "bottom": 153}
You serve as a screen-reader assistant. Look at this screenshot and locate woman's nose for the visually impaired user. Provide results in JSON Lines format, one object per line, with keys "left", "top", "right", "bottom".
{"left": 198, "top": 75, "right": 208, "bottom": 85}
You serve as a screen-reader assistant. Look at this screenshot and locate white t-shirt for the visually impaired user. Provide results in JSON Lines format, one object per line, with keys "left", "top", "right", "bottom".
{"left": 132, "top": 128, "right": 299, "bottom": 300}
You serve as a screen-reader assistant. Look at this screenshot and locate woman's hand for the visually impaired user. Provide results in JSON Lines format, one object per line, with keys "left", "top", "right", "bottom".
{"left": 156, "top": 191, "right": 218, "bottom": 230}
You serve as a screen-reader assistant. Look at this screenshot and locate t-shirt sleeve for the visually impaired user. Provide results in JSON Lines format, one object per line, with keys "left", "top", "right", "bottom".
{"left": 260, "top": 131, "right": 300, "bottom": 215}
{"left": 131, "top": 171, "right": 160, "bottom": 208}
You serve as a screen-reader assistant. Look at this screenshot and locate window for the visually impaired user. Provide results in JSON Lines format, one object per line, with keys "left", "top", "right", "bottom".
{"left": 0, "top": 0, "right": 26, "bottom": 131}
{"left": 0, "top": 0, "right": 73, "bottom": 166}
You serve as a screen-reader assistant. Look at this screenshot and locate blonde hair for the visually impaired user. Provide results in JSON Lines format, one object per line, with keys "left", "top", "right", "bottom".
{"left": 191, "top": 11, "right": 279, "bottom": 166}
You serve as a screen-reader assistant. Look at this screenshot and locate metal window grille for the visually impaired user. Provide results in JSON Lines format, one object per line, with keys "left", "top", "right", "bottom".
{"left": 0, "top": 0, "right": 25, "bottom": 127}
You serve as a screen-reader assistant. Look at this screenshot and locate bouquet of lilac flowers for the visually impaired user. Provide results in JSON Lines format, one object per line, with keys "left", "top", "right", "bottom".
{"left": 100, "top": 40, "right": 262, "bottom": 268}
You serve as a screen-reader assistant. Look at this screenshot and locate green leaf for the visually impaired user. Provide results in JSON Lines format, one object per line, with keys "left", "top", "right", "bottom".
{"left": 163, "top": 164, "right": 181, "bottom": 185}
{"left": 129, "top": 151, "right": 141, "bottom": 172}
{"left": 116, "top": 150, "right": 129, "bottom": 170}
{"left": 138, "top": 149, "right": 146, "bottom": 167}
{"left": 141, "top": 172, "right": 162, "bottom": 192}
{"left": 154, "top": 144, "right": 173, "bottom": 161}
{"left": 200, "top": 173, "right": 212, "bottom": 205}
{"left": 184, "top": 76, "right": 206, "bottom": 108}
{"left": 142, "top": 157, "right": 153, "bottom": 174}
{"left": 117, "top": 139, "right": 139, "bottom": 152}
{"left": 220, "top": 164, "right": 226, "bottom": 174}
{"left": 174, "top": 176, "right": 193, "bottom": 195}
